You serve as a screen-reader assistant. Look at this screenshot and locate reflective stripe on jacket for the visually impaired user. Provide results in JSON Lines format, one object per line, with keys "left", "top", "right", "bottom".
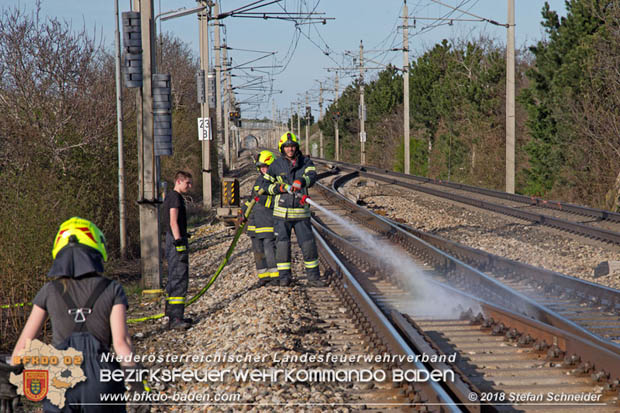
{"left": 242, "top": 175, "right": 275, "bottom": 237}
{"left": 261, "top": 153, "right": 317, "bottom": 220}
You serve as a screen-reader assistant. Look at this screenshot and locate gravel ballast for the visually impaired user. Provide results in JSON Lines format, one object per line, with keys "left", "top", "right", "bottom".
{"left": 341, "top": 177, "right": 620, "bottom": 289}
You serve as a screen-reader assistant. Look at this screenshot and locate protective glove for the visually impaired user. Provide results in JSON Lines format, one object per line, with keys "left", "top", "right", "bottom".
{"left": 121, "top": 365, "right": 151, "bottom": 393}
{"left": 291, "top": 180, "right": 304, "bottom": 192}
{"left": 279, "top": 184, "right": 293, "bottom": 194}
{"left": 0, "top": 362, "right": 22, "bottom": 413}
{"left": 122, "top": 366, "right": 151, "bottom": 413}
{"left": 299, "top": 195, "right": 310, "bottom": 206}
{"left": 237, "top": 214, "right": 248, "bottom": 225}
{"left": 173, "top": 238, "right": 187, "bottom": 253}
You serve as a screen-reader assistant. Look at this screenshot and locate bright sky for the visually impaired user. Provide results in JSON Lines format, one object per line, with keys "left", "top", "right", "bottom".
{"left": 17, "top": 0, "right": 567, "bottom": 119}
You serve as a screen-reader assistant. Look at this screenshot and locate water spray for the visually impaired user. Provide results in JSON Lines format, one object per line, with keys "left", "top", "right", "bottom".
{"left": 307, "top": 193, "right": 478, "bottom": 319}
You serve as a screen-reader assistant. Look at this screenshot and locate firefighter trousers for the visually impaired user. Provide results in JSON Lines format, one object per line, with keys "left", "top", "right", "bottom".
{"left": 165, "top": 232, "right": 188, "bottom": 320}
{"left": 274, "top": 218, "right": 320, "bottom": 280}
{"left": 251, "top": 236, "right": 278, "bottom": 280}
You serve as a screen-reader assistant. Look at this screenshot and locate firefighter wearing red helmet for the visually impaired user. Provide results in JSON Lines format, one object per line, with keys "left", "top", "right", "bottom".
{"left": 260, "top": 132, "right": 326, "bottom": 287}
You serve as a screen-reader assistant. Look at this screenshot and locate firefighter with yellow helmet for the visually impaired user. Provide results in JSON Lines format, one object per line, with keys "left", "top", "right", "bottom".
{"left": 3, "top": 217, "right": 146, "bottom": 412}
{"left": 260, "top": 132, "right": 326, "bottom": 287}
{"left": 240, "top": 150, "right": 279, "bottom": 286}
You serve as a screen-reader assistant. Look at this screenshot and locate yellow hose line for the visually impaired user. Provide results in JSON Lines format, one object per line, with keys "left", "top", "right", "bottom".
{"left": 3, "top": 191, "right": 263, "bottom": 324}
{"left": 127, "top": 190, "right": 262, "bottom": 324}
{"left": 0, "top": 302, "right": 32, "bottom": 309}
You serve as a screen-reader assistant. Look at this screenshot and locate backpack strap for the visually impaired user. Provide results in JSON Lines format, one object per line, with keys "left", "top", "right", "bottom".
{"left": 53, "top": 278, "right": 112, "bottom": 333}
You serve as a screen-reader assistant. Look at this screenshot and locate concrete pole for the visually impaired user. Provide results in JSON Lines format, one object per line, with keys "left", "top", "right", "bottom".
{"left": 214, "top": 4, "right": 225, "bottom": 170}
{"left": 335, "top": 71, "right": 339, "bottom": 99}
{"left": 319, "top": 81, "right": 324, "bottom": 158}
{"left": 227, "top": 66, "right": 236, "bottom": 158}
{"left": 276, "top": 109, "right": 279, "bottom": 147}
{"left": 137, "top": 0, "right": 161, "bottom": 288}
{"left": 334, "top": 70, "right": 339, "bottom": 161}
{"left": 305, "top": 92, "right": 309, "bottom": 154}
{"left": 114, "top": 0, "right": 126, "bottom": 259}
{"left": 280, "top": 111, "right": 283, "bottom": 145}
{"left": 297, "top": 101, "right": 301, "bottom": 140}
{"left": 335, "top": 119, "right": 340, "bottom": 162}
{"left": 279, "top": 110, "right": 284, "bottom": 146}
{"left": 222, "top": 38, "right": 231, "bottom": 167}
{"left": 199, "top": 2, "right": 212, "bottom": 207}
{"left": 359, "top": 41, "right": 366, "bottom": 165}
{"left": 272, "top": 100, "right": 276, "bottom": 148}
{"left": 403, "top": 0, "right": 410, "bottom": 175}
{"left": 506, "top": 0, "right": 515, "bottom": 194}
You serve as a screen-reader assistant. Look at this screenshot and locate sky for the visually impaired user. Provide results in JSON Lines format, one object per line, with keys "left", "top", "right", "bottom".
{"left": 14, "top": 0, "right": 568, "bottom": 119}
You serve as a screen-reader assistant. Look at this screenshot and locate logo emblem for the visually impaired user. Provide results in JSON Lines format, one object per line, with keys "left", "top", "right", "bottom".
{"left": 24, "top": 370, "right": 48, "bottom": 402}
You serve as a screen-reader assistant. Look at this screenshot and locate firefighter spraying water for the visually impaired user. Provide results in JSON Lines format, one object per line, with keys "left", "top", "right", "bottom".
{"left": 260, "top": 132, "right": 327, "bottom": 287}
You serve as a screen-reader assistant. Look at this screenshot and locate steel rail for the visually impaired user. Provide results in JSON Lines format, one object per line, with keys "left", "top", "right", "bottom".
{"left": 313, "top": 176, "right": 620, "bottom": 358}
{"left": 327, "top": 169, "right": 620, "bottom": 340}
{"left": 313, "top": 227, "right": 463, "bottom": 412}
{"left": 329, "top": 167, "right": 620, "bottom": 310}
{"left": 315, "top": 157, "right": 620, "bottom": 223}
{"left": 394, "top": 219, "right": 620, "bottom": 313}
{"left": 314, "top": 160, "right": 620, "bottom": 244}
{"left": 311, "top": 199, "right": 620, "bottom": 405}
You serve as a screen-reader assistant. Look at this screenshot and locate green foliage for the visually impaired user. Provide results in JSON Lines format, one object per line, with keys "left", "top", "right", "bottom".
{"left": 321, "top": 38, "right": 511, "bottom": 185}
{"left": 0, "top": 6, "right": 201, "bottom": 351}
{"left": 520, "top": 0, "right": 606, "bottom": 196}
{"left": 394, "top": 137, "right": 428, "bottom": 175}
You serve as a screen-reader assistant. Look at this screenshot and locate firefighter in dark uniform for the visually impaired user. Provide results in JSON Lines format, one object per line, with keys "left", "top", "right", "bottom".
{"left": 3, "top": 217, "right": 147, "bottom": 413}
{"left": 261, "top": 132, "right": 326, "bottom": 287}
{"left": 240, "top": 150, "right": 279, "bottom": 286}
{"left": 162, "top": 171, "right": 193, "bottom": 330}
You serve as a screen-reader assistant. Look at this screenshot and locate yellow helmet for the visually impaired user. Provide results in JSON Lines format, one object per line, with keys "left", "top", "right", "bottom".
{"left": 256, "top": 150, "right": 275, "bottom": 170}
{"left": 52, "top": 217, "right": 108, "bottom": 262}
{"left": 278, "top": 132, "right": 299, "bottom": 153}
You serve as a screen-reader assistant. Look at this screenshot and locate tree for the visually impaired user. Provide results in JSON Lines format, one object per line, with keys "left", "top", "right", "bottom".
{"left": 0, "top": 4, "right": 133, "bottom": 350}
{"left": 520, "top": 0, "right": 605, "bottom": 197}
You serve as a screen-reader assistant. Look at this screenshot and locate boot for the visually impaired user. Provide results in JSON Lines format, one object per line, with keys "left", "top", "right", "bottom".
{"left": 167, "top": 303, "right": 191, "bottom": 329}
{"left": 168, "top": 317, "right": 191, "bottom": 330}
{"left": 307, "top": 277, "right": 326, "bottom": 287}
{"left": 279, "top": 276, "right": 292, "bottom": 287}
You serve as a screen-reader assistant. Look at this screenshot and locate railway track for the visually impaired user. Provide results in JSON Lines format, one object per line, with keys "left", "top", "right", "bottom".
{"left": 313, "top": 159, "right": 620, "bottom": 246}
{"left": 306, "top": 171, "right": 620, "bottom": 411}
{"left": 325, "top": 170, "right": 620, "bottom": 346}
{"left": 307, "top": 235, "right": 461, "bottom": 412}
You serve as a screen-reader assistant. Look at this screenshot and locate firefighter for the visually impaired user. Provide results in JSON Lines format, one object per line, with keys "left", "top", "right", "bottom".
{"left": 3, "top": 217, "right": 146, "bottom": 413}
{"left": 240, "top": 150, "right": 279, "bottom": 287}
{"left": 261, "top": 132, "right": 326, "bottom": 287}
{"left": 162, "top": 171, "right": 193, "bottom": 330}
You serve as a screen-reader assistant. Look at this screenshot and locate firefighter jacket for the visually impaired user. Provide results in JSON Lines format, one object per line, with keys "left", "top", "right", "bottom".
{"left": 242, "top": 175, "right": 275, "bottom": 238}
{"left": 261, "top": 153, "right": 317, "bottom": 220}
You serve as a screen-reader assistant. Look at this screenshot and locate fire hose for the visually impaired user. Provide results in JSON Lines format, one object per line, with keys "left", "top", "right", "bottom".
{"left": 126, "top": 189, "right": 266, "bottom": 323}
{"left": 1, "top": 191, "right": 266, "bottom": 324}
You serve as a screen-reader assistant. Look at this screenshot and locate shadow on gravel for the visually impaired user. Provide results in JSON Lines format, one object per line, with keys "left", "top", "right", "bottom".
{"left": 197, "top": 285, "right": 254, "bottom": 317}
{"left": 431, "top": 222, "right": 526, "bottom": 237}
{"left": 280, "top": 325, "right": 327, "bottom": 336}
